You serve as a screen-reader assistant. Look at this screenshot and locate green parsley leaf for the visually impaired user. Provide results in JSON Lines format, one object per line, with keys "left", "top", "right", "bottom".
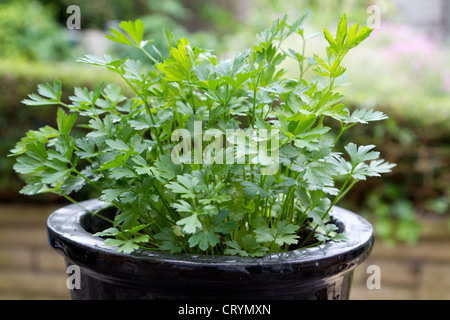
{"left": 188, "top": 230, "right": 220, "bottom": 251}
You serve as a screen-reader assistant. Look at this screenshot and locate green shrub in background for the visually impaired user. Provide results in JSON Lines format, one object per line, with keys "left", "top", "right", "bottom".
{"left": 248, "top": 0, "right": 392, "bottom": 31}
{"left": 0, "top": 0, "right": 77, "bottom": 62}
{"left": 0, "top": 0, "right": 239, "bottom": 64}
{"left": 38, "top": 0, "right": 145, "bottom": 29}
{"left": 15, "top": 0, "right": 240, "bottom": 69}
{"left": 39, "top": 0, "right": 239, "bottom": 33}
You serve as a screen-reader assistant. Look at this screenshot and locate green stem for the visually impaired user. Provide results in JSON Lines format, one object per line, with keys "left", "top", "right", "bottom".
{"left": 251, "top": 73, "right": 262, "bottom": 128}
{"left": 63, "top": 194, "right": 114, "bottom": 224}
{"left": 299, "top": 35, "right": 306, "bottom": 80}
{"left": 334, "top": 122, "right": 345, "bottom": 146}
{"left": 334, "top": 122, "right": 357, "bottom": 146}
{"left": 329, "top": 77, "right": 335, "bottom": 91}
{"left": 299, "top": 170, "right": 354, "bottom": 248}
{"left": 334, "top": 179, "right": 358, "bottom": 204}
{"left": 153, "top": 185, "right": 179, "bottom": 222}
{"left": 138, "top": 46, "right": 159, "bottom": 64}
{"left": 118, "top": 72, "right": 164, "bottom": 154}
{"left": 72, "top": 168, "right": 95, "bottom": 186}
{"left": 153, "top": 205, "right": 176, "bottom": 225}
{"left": 189, "top": 80, "right": 196, "bottom": 112}
{"left": 58, "top": 101, "right": 71, "bottom": 109}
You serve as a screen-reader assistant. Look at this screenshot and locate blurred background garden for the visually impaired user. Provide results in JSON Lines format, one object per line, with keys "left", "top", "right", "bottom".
{"left": 0, "top": 0, "right": 449, "bottom": 299}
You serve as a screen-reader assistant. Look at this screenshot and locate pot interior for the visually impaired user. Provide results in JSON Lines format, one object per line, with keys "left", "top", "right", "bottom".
{"left": 80, "top": 206, "right": 116, "bottom": 234}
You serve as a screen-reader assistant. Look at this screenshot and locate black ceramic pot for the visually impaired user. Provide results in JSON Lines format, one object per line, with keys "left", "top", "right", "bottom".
{"left": 47, "top": 199, "right": 374, "bottom": 300}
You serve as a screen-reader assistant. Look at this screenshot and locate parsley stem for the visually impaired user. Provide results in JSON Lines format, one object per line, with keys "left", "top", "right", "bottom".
{"left": 153, "top": 185, "right": 179, "bottom": 221}
{"left": 72, "top": 168, "right": 95, "bottom": 187}
{"left": 138, "top": 46, "right": 159, "bottom": 65}
{"left": 63, "top": 194, "right": 114, "bottom": 224}
{"left": 153, "top": 206, "right": 176, "bottom": 225}
{"left": 329, "top": 77, "right": 335, "bottom": 90}
{"left": 334, "top": 179, "right": 358, "bottom": 204}
{"left": 334, "top": 122, "right": 357, "bottom": 146}
{"left": 299, "top": 35, "right": 306, "bottom": 80}
{"left": 251, "top": 73, "right": 262, "bottom": 128}
{"left": 299, "top": 169, "right": 354, "bottom": 248}
{"left": 334, "top": 122, "right": 345, "bottom": 146}
{"left": 118, "top": 72, "right": 164, "bottom": 154}
{"left": 189, "top": 80, "right": 196, "bottom": 112}
{"left": 58, "top": 101, "right": 71, "bottom": 109}
{"left": 302, "top": 241, "right": 323, "bottom": 249}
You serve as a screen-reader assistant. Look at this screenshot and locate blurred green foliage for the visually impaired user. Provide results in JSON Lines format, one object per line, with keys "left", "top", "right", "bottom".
{"left": 38, "top": 0, "right": 238, "bottom": 32}
{"left": 267, "top": 0, "right": 369, "bottom": 21}
{"left": 29, "top": 0, "right": 240, "bottom": 63}
{"left": 38, "top": 0, "right": 147, "bottom": 29}
{"left": 0, "top": 0, "right": 77, "bottom": 62}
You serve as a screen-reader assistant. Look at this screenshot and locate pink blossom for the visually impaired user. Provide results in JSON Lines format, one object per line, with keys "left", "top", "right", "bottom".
{"left": 380, "top": 23, "right": 439, "bottom": 60}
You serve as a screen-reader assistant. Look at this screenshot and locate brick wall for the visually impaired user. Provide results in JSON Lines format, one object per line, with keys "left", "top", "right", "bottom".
{"left": 351, "top": 216, "right": 450, "bottom": 300}
{"left": 0, "top": 203, "right": 449, "bottom": 300}
{"left": 0, "top": 204, "right": 70, "bottom": 300}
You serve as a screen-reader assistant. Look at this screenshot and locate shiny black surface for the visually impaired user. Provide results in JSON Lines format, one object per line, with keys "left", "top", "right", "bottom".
{"left": 47, "top": 200, "right": 374, "bottom": 300}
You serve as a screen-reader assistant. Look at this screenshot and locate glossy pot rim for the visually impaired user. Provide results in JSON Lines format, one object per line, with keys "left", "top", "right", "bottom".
{"left": 47, "top": 199, "right": 374, "bottom": 269}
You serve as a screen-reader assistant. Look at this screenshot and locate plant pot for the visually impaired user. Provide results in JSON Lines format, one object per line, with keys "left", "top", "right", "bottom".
{"left": 47, "top": 199, "right": 374, "bottom": 300}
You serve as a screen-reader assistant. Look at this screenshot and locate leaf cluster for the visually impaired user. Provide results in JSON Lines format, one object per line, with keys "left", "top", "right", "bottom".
{"left": 11, "top": 14, "right": 394, "bottom": 257}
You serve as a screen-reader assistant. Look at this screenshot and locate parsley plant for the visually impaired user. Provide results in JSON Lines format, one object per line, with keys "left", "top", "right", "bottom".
{"left": 11, "top": 14, "right": 394, "bottom": 256}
